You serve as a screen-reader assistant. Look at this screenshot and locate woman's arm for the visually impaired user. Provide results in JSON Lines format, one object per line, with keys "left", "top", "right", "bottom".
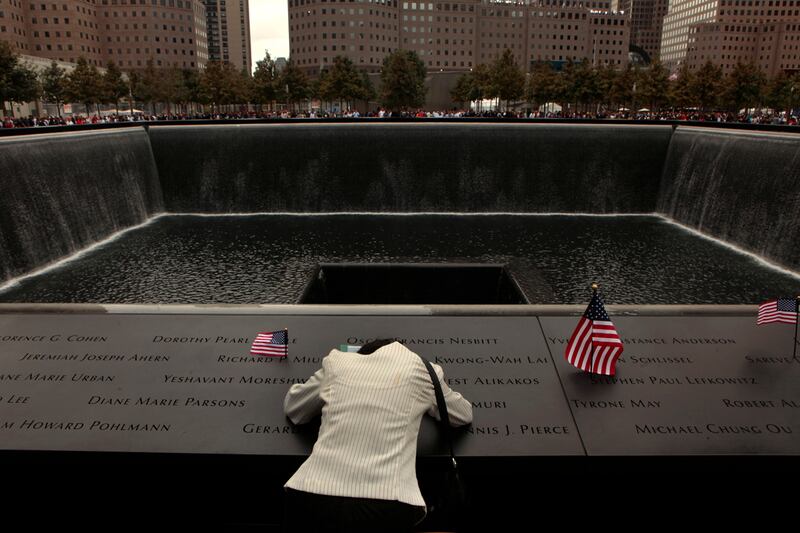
{"left": 283, "top": 367, "right": 325, "bottom": 425}
{"left": 427, "top": 363, "right": 473, "bottom": 426}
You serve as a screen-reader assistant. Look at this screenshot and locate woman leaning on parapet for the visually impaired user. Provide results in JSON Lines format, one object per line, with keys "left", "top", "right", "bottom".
{"left": 282, "top": 338, "right": 472, "bottom": 533}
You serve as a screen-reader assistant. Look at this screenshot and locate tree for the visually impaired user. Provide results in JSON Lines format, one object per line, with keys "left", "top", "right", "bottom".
{"left": 65, "top": 56, "right": 103, "bottom": 116}
{"left": 765, "top": 71, "right": 800, "bottom": 116}
{"left": 40, "top": 60, "right": 67, "bottom": 117}
{"left": 380, "top": 49, "right": 427, "bottom": 112}
{"left": 175, "top": 68, "right": 201, "bottom": 114}
{"left": 132, "top": 59, "right": 160, "bottom": 114}
{"left": 253, "top": 51, "right": 279, "bottom": 111}
{"left": 489, "top": 48, "right": 525, "bottom": 111}
{"left": 102, "top": 61, "right": 128, "bottom": 114}
{"left": 278, "top": 60, "right": 310, "bottom": 112}
{"left": 452, "top": 64, "right": 490, "bottom": 110}
{"left": 689, "top": 60, "right": 723, "bottom": 111}
{"left": 199, "top": 60, "right": 246, "bottom": 112}
{"left": 158, "top": 67, "right": 184, "bottom": 115}
{"left": 668, "top": 63, "right": 693, "bottom": 109}
{"left": 722, "top": 61, "right": 765, "bottom": 113}
{"left": 472, "top": 63, "right": 491, "bottom": 110}
{"left": 594, "top": 62, "right": 618, "bottom": 111}
{"left": 321, "top": 56, "right": 363, "bottom": 111}
{"left": 0, "top": 41, "right": 39, "bottom": 116}
{"left": 356, "top": 70, "right": 377, "bottom": 109}
{"left": 566, "top": 59, "right": 601, "bottom": 112}
{"left": 638, "top": 60, "right": 670, "bottom": 111}
{"left": 610, "top": 64, "right": 636, "bottom": 111}
{"left": 526, "top": 62, "right": 564, "bottom": 111}
{"left": 451, "top": 71, "right": 475, "bottom": 108}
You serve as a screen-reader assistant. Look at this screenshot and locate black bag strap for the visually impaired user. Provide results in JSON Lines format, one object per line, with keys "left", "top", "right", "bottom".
{"left": 418, "top": 355, "right": 458, "bottom": 468}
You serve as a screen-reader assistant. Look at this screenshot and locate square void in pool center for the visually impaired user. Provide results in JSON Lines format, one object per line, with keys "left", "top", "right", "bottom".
{"left": 298, "top": 263, "right": 529, "bottom": 304}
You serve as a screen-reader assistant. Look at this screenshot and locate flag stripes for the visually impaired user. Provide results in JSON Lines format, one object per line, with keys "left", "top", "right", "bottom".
{"left": 250, "top": 330, "right": 288, "bottom": 357}
{"left": 565, "top": 293, "right": 624, "bottom": 376}
{"left": 757, "top": 299, "right": 798, "bottom": 325}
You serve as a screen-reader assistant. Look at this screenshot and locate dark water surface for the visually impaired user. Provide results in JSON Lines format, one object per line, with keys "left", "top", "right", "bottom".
{"left": 0, "top": 214, "right": 796, "bottom": 304}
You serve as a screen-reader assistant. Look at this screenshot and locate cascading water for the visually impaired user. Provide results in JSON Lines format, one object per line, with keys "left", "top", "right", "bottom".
{"left": 657, "top": 127, "right": 800, "bottom": 271}
{"left": 148, "top": 123, "right": 673, "bottom": 213}
{"left": 1, "top": 122, "right": 798, "bottom": 301}
{"left": 0, "top": 128, "right": 163, "bottom": 283}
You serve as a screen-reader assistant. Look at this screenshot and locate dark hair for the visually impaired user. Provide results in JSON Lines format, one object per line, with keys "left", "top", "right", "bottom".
{"left": 357, "top": 338, "right": 395, "bottom": 355}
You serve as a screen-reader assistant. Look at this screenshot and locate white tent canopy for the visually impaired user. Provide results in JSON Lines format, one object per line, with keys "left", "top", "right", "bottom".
{"left": 539, "top": 102, "right": 562, "bottom": 113}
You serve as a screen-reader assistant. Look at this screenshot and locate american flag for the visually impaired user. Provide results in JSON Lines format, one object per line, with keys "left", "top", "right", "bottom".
{"left": 565, "top": 293, "right": 624, "bottom": 375}
{"left": 757, "top": 298, "right": 798, "bottom": 325}
{"left": 250, "top": 329, "right": 289, "bottom": 357}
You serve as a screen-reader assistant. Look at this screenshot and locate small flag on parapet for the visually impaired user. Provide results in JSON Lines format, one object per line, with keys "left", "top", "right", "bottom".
{"left": 757, "top": 298, "right": 799, "bottom": 325}
{"left": 250, "top": 329, "right": 288, "bottom": 357}
{"left": 565, "top": 284, "right": 624, "bottom": 376}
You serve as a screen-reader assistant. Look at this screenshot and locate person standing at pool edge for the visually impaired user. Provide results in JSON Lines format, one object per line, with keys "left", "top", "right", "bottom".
{"left": 282, "top": 339, "right": 473, "bottom": 532}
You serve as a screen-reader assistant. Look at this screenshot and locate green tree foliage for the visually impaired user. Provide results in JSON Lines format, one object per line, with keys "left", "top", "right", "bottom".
{"left": 489, "top": 48, "right": 525, "bottom": 111}
{"left": 356, "top": 70, "right": 377, "bottom": 106}
{"left": 722, "top": 61, "right": 765, "bottom": 113}
{"left": 451, "top": 71, "right": 476, "bottom": 107}
{"left": 450, "top": 64, "right": 489, "bottom": 108}
{"left": 610, "top": 64, "right": 636, "bottom": 110}
{"left": 278, "top": 60, "right": 310, "bottom": 112}
{"left": 526, "top": 62, "right": 564, "bottom": 109}
{"left": 0, "top": 41, "right": 40, "bottom": 115}
{"left": 131, "top": 59, "right": 161, "bottom": 114}
{"left": 40, "top": 60, "right": 67, "bottom": 116}
{"left": 200, "top": 60, "right": 243, "bottom": 112}
{"left": 566, "top": 60, "right": 601, "bottom": 112}
{"left": 102, "top": 61, "right": 128, "bottom": 113}
{"left": 320, "top": 55, "right": 363, "bottom": 110}
{"left": 668, "top": 64, "right": 693, "bottom": 108}
{"left": 380, "top": 49, "right": 427, "bottom": 111}
{"left": 65, "top": 56, "right": 103, "bottom": 115}
{"left": 594, "top": 63, "right": 618, "bottom": 109}
{"left": 765, "top": 71, "right": 800, "bottom": 114}
{"left": 253, "top": 51, "right": 279, "bottom": 110}
{"left": 638, "top": 61, "right": 670, "bottom": 110}
{"left": 237, "top": 68, "right": 255, "bottom": 110}
{"left": 175, "top": 68, "right": 201, "bottom": 114}
{"left": 689, "top": 60, "right": 723, "bottom": 111}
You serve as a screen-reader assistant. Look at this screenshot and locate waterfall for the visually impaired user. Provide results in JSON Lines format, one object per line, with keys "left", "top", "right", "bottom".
{"left": 657, "top": 127, "right": 800, "bottom": 271}
{"left": 0, "top": 128, "right": 163, "bottom": 283}
{"left": 149, "top": 123, "right": 672, "bottom": 214}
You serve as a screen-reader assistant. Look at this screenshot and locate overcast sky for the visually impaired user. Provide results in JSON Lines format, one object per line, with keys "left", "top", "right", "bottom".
{"left": 250, "top": 1, "right": 291, "bottom": 67}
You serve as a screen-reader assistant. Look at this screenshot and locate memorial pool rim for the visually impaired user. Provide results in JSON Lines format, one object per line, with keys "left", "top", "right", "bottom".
{"left": 1, "top": 120, "right": 798, "bottom": 527}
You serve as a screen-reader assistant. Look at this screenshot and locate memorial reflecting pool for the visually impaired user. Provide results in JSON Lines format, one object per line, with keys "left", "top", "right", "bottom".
{"left": 0, "top": 214, "right": 796, "bottom": 304}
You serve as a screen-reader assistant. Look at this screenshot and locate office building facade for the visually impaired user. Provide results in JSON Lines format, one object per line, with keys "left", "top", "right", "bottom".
{"left": 614, "top": 0, "right": 669, "bottom": 61}
{"left": 661, "top": 0, "right": 800, "bottom": 75}
{"left": 287, "top": 0, "right": 630, "bottom": 75}
{"left": 204, "top": 0, "right": 251, "bottom": 71}
{"left": 0, "top": 0, "right": 209, "bottom": 69}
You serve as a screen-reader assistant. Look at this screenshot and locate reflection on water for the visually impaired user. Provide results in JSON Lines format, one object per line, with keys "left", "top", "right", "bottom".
{"left": 0, "top": 214, "right": 796, "bottom": 304}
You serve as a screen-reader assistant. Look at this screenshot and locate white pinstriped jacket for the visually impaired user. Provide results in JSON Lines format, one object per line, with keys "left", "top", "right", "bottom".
{"left": 283, "top": 341, "right": 473, "bottom": 507}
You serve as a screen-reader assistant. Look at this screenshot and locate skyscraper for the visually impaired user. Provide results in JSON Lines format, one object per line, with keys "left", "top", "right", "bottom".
{"left": 287, "top": 0, "right": 630, "bottom": 76}
{"left": 661, "top": 0, "right": 800, "bottom": 75}
{"left": 614, "top": 0, "right": 669, "bottom": 61}
{"left": 204, "top": 0, "right": 251, "bottom": 71}
{"left": 0, "top": 0, "right": 209, "bottom": 69}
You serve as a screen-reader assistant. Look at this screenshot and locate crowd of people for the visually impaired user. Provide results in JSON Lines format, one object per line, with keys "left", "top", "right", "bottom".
{"left": 2, "top": 108, "right": 797, "bottom": 128}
